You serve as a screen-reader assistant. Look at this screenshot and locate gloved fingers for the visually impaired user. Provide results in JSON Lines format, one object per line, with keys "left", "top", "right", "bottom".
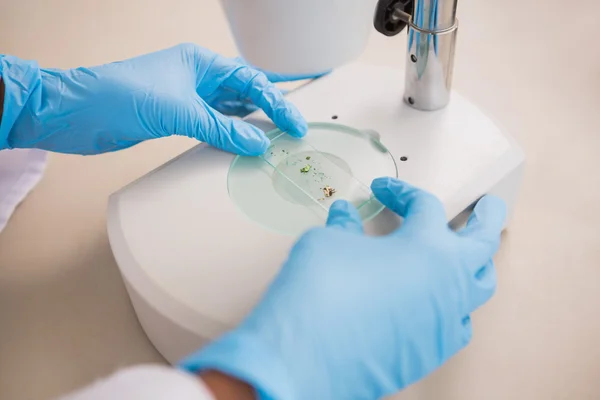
{"left": 458, "top": 195, "right": 506, "bottom": 239}
{"left": 195, "top": 57, "right": 308, "bottom": 138}
{"left": 212, "top": 101, "right": 259, "bottom": 119}
{"left": 186, "top": 47, "right": 307, "bottom": 137}
{"left": 466, "top": 260, "right": 497, "bottom": 313}
{"left": 454, "top": 196, "right": 503, "bottom": 312}
{"left": 371, "top": 177, "right": 447, "bottom": 232}
{"left": 222, "top": 66, "right": 307, "bottom": 138}
{"left": 162, "top": 96, "right": 269, "bottom": 156}
{"left": 209, "top": 89, "right": 290, "bottom": 118}
{"left": 460, "top": 315, "right": 473, "bottom": 348}
{"left": 209, "top": 87, "right": 246, "bottom": 104}
{"left": 436, "top": 315, "right": 473, "bottom": 363}
{"left": 458, "top": 195, "right": 506, "bottom": 267}
{"left": 326, "top": 200, "right": 364, "bottom": 234}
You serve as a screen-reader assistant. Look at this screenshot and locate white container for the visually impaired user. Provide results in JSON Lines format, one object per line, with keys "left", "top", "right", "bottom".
{"left": 220, "top": 0, "right": 378, "bottom": 75}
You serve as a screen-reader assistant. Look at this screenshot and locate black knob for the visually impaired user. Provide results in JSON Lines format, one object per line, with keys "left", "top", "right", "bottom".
{"left": 373, "top": 0, "right": 413, "bottom": 37}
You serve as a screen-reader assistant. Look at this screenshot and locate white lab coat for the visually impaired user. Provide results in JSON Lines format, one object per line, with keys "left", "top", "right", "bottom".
{"left": 60, "top": 365, "right": 215, "bottom": 400}
{"left": 0, "top": 149, "right": 46, "bottom": 231}
{"left": 0, "top": 152, "right": 217, "bottom": 398}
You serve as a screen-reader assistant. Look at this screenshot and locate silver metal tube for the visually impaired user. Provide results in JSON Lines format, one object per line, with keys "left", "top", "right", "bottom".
{"left": 401, "top": 0, "right": 459, "bottom": 111}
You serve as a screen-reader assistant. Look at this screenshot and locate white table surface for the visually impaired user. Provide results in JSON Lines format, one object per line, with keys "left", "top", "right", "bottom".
{"left": 1, "top": 1, "right": 599, "bottom": 399}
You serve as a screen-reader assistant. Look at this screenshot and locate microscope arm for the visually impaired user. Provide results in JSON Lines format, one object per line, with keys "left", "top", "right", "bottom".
{"left": 374, "top": 0, "right": 459, "bottom": 110}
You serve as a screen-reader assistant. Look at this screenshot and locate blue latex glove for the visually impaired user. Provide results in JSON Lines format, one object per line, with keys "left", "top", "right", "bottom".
{"left": 0, "top": 44, "right": 311, "bottom": 155}
{"left": 208, "top": 57, "right": 328, "bottom": 118}
{"left": 181, "top": 178, "right": 506, "bottom": 400}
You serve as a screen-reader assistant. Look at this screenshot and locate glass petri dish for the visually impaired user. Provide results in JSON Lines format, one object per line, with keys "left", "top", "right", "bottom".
{"left": 227, "top": 122, "right": 398, "bottom": 235}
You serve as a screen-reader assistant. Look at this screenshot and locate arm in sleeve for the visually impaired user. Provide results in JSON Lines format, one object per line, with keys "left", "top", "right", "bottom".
{"left": 1, "top": 75, "right": 5, "bottom": 125}
{"left": 0, "top": 54, "right": 40, "bottom": 150}
{"left": 0, "top": 58, "right": 47, "bottom": 233}
{"left": 58, "top": 365, "right": 216, "bottom": 400}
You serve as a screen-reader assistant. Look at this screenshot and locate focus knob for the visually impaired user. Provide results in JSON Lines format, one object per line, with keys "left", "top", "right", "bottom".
{"left": 374, "top": 0, "right": 414, "bottom": 37}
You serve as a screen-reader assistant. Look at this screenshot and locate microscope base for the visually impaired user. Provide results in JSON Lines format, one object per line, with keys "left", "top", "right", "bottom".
{"left": 107, "top": 63, "right": 524, "bottom": 363}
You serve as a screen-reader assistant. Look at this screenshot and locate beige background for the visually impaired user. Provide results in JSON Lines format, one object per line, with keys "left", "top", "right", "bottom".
{"left": 1, "top": 0, "right": 599, "bottom": 399}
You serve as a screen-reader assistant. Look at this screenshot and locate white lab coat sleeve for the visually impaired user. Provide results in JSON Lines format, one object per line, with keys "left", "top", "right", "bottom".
{"left": 0, "top": 148, "right": 47, "bottom": 232}
{"left": 59, "top": 365, "right": 216, "bottom": 400}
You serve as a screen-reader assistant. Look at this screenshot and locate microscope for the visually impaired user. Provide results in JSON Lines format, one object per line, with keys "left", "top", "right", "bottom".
{"left": 107, "top": 0, "right": 524, "bottom": 363}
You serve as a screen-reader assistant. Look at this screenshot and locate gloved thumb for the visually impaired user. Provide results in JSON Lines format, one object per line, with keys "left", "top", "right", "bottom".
{"left": 371, "top": 177, "right": 447, "bottom": 232}
{"left": 326, "top": 200, "right": 363, "bottom": 234}
{"left": 160, "top": 96, "right": 270, "bottom": 156}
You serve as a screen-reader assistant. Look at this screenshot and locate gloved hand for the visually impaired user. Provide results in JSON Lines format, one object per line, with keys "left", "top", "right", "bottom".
{"left": 207, "top": 57, "right": 327, "bottom": 118}
{"left": 0, "top": 44, "right": 312, "bottom": 155}
{"left": 181, "top": 178, "right": 506, "bottom": 400}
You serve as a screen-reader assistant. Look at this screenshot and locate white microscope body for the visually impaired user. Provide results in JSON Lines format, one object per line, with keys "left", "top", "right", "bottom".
{"left": 107, "top": 0, "right": 524, "bottom": 363}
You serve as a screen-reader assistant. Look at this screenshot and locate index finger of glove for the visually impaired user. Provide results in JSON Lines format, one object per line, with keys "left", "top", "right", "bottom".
{"left": 192, "top": 50, "right": 308, "bottom": 138}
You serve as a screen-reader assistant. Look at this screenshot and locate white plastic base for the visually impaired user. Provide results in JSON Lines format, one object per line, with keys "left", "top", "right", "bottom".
{"left": 107, "top": 63, "right": 524, "bottom": 364}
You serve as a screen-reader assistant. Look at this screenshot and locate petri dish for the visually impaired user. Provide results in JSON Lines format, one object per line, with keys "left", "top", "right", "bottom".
{"left": 227, "top": 122, "right": 398, "bottom": 235}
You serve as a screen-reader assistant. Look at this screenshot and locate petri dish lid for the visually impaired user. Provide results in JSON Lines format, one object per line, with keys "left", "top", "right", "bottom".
{"left": 228, "top": 122, "right": 398, "bottom": 235}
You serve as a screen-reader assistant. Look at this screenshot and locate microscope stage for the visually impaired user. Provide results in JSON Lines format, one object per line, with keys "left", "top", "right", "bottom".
{"left": 107, "top": 63, "right": 524, "bottom": 363}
